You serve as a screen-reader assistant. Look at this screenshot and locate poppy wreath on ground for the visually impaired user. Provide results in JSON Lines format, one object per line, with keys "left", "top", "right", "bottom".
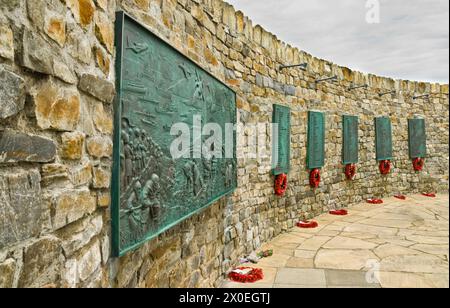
{"left": 274, "top": 174, "right": 288, "bottom": 196}
{"left": 379, "top": 160, "right": 391, "bottom": 175}
{"left": 394, "top": 195, "right": 406, "bottom": 200}
{"left": 309, "top": 169, "right": 321, "bottom": 188}
{"left": 329, "top": 209, "right": 348, "bottom": 216}
{"left": 297, "top": 220, "right": 319, "bottom": 229}
{"left": 229, "top": 267, "right": 264, "bottom": 283}
{"left": 413, "top": 158, "right": 425, "bottom": 172}
{"left": 367, "top": 198, "right": 384, "bottom": 204}
{"left": 345, "top": 164, "right": 357, "bottom": 181}
{"left": 422, "top": 193, "right": 436, "bottom": 198}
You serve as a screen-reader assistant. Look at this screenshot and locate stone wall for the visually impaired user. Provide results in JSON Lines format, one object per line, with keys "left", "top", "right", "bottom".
{"left": 0, "top": 0, "right": 448, "bottom": 288}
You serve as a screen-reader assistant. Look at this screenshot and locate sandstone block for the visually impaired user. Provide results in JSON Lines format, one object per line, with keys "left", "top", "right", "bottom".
{"left": 18, "top": 236, "right": 63, "bottom": 288}
{"left": 32, "top": 79, "right": 81, "bottom": 131}
{"left": 0, "top": 25, "right": 14, "bottom": 60}
{"left": 86, "top": 136, "right": 113, "bottom": 158}
{"left": 53, "top": 189, "right": 97, "bottom": 230}
{"left": 61, "top": 132, "right": 85, "bottom": 160}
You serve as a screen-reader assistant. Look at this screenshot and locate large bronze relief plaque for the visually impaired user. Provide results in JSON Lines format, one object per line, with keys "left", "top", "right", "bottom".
{"left": 408, "top": 118, "right": 427, "bottom": 159}
{"left": 272, "top": 105, "right": 291, "bottom": 175}
{"left": 112, "top": 12, "right": 237, "bottom": 256}
{"left": 375, "top": 117, "right": 393, "bottom": 161}
{"left": 307, "top": 111, "right": 325, "bottom": 170}
{"left": 342, "top": 115, "right": 359, "bottom": 165}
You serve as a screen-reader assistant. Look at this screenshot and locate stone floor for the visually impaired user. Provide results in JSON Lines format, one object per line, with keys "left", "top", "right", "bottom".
{"left": 221, "top": 194, "right": 449, "bottom": 288}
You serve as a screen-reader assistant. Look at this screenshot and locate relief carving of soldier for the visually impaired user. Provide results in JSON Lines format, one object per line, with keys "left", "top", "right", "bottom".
{"left": 142, "top": 174, "right": 162, "bottom": 227}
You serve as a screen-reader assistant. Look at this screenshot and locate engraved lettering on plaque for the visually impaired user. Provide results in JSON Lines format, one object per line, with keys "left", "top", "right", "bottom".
{"left": 375, "top": 117, "right": 393, "bottom": 161}
{"left": 272, "top": 105, "right": 291, "bottom": 175}
{"left": 408, "top": 118, "right": 426, "bottom": 159}
{"left": 342, "top": 115, "right": 359, "bottom": 165}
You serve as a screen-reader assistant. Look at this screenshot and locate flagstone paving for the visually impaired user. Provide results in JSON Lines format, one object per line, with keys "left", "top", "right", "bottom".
{"left": 221, "top": 194, "right": 449, "bottom": 288}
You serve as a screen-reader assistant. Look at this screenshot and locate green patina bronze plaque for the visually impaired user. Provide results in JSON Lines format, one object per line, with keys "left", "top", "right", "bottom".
{"left": 342, "top": 115, "right": 359, "bottom": 165}
{"left": 112, "top": 12, "right": 237, "bottom": 257}
{"left": 375, "top": 117, "right": 393, "bottom": 161}
{"left": 408, "top": 118, "right": 427, "bottom": 159}
{"left": 272, "top": 104, "right": 291, "bottom": 175}
{"left": 307, "top": 111, "right": 325, "bottom": 170}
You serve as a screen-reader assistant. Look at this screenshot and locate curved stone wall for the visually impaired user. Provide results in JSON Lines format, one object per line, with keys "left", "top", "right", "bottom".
{"left": 0, "top": 0, "right": 448, "bottom": 288}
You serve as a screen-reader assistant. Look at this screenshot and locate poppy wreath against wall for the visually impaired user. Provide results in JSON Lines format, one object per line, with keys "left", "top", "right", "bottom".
{"left": 379, "top": 160, "right": 391, "bottom": 175}
{"left": 413, "top": 157, "right": 425, "bottom": 172}
{"left": 309, "top": 169, "right": 321, "bottom": 188}
{"left": 229, "top": 267, "right": 264, "bottom": 283}
{"left": 345, "top": 164, "right": 357, "bottom": 180}
{"left": 274, "top": 173, "right": 288, "bottom": 196}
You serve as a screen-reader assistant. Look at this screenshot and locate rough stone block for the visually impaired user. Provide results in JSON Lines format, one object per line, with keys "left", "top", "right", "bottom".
{"left": 95, "top": 12, "right": 114, "bottom": 53}
{"left": 0, "top": 25, "right": 14, "bottom": 60}
{"left": 67, "top": 0, "right": 96, "bottom": 28}
{"left": 0, "top": 170, "right": 43, "bottom": 250}
{"left": 0, "top": 130, "right": 56, "bottom": 164}
{"left": 92, "top": 165, "right": 110, "bottom": 188}
{"left": 0, "top": 259, "right": 15, "bottom": 288}
{"left": 0, "top": 66, "right": 25, "bottom": 119}
{"left": 53, "top": 189, "right": 97, "bottom": 230}
{"left": 86, "top": 136, "right": 113, "bottom": 158}
{"left": 22, "top": 30, "right": 54, "bottom": 75}
{"left": 18, "top": 236, "right": 63, "bottom": 288}
{"left": 79, "top": 74, "right": 115, "bottom": 104}
{"left": 92, "top": 102, "right": 113, "bottom": 134}
{"left": 61, "top": 131, "right": 85, "bottom": 160}
{"left": 32, "top": 79, "right": 81, "bottom": 131}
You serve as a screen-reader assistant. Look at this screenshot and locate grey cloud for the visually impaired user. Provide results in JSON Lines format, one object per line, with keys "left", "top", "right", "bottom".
{"left": 226, "top": 0, "right": 449, "bottom": 83}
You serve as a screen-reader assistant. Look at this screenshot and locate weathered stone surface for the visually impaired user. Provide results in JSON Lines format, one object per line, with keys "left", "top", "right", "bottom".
{"left": 61, "top": 132, "right": 85, "bottom": 160}
{"left": 0, "top": 130, "right": 56, "bottom": 163}
{"left": 86, "top": 136, "right": 113, "bottom": 158}
{"left": 58, "top": 215, "right": 103, "bottom": 256}
{"left": 380, "top": 254, "right": 448, "bottom": 273}
{"left": 0, "top": 259, "right": 16, "bottom": 288}
{"left": 79, "top": 74, "right": 115, "bottom": 103}
{"left": 67, "top": 0, "right": 96, "bottom": 28}
{"left": 93, "top": 102, "right": 113, "bottom": 134}
{"left": 45, "top": 16, "right": 66, "bottom": 47}
{"left": 67, "top": 28, "right": 92, "bottom": 64}
{"left": 32, "top": 80, "right": 81, "bottom": 131}
{"left": 315, "top": 249, "right": 379, "bottom": 270}
{"left": 94, "top": 46, "right": 110, "bottom": 75}
{"left": 95, "top": 12, "right": 114, "bottom": 53}
{"left": 18, "top": 236, "right": 63, "bottom": 288}
{"left": 70, "top": 160, "right": 93, "bottom": 187}
{"left": 92, "top": 165, "right": 110, "bottom": 188}
{"left": 41, "top": 163, "right": 69, "bottom": 185}
{"left": 53, "top": 189, "right": 97, "bottom": 230}
{"left": 77, "top": 241, "right": 102, "bottom": 282}
{"left": 22, "top": 30, "right": 54, "bottom": 75}
{"left": 97, "top": 192, "right": 110, "bottom": 208}
{"left": 0, "top": 66, "right": 25, "bottom": 119}
{"left": 0, "top": 25, "right": 14, "bottom": 60}
{"left": 323, "top": 236, "right": 378, "bottom": 250}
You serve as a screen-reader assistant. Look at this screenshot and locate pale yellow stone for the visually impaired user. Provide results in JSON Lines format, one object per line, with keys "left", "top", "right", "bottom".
{"left": 315, "top": 249, "right": 379, "bottom": 271}
{"left": 323, "top": 236, "right": 378, "bottom": 250}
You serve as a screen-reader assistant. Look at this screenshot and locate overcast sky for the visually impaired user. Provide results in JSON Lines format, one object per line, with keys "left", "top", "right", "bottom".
{"left": 226, "top": 0, "right": 449, "bottom": 84}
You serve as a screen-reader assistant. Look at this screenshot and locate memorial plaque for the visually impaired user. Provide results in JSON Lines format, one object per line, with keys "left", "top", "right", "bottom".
{"left": 342, "top": 115, "right": 359, "bottom": 165}
{"left": 307, "top": 111, "right": 325, "bottom": 170}
{"left": 408, "top": 118, "right": 426, "bottom": 159}
{"left": 112, "top": 12, "right": 237, "bottom": 256}
{"left": 375, "top": 117, "right": 393, "bottom": 161}
{"left": 272, "top": 104, "right": 291, "bottom": 175}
